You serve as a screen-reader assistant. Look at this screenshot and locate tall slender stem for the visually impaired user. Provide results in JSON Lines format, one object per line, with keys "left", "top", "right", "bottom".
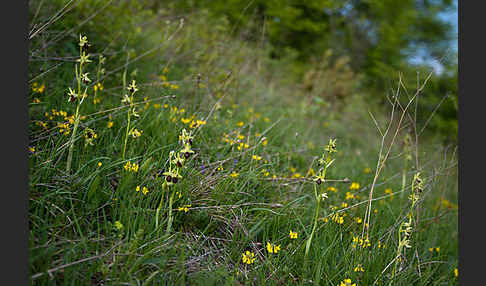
{"left": 155, "top": 187, "right": 166, "bottom": 230}
{"left": 305, "top": 183, "right": 322, "bottom": 257}
{"left": 122, "top": 108, "right": 131, "bottom": 159}
{"left": 166, "top": 190, "right": 175, "bottom": 235}
{"left": 65, "top": 45, "right": 84, "bottom": 173}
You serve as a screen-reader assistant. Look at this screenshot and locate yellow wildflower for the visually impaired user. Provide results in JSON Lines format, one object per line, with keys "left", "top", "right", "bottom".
{"left": 178, "top": 205, "right": 191, "bottom": 213}
{"left": 129, "top": 128, "right": 143, "bottom": 138}
{"left": 289, "top": 230, "right": 298, "bottom": 239}
{"left": 266, "top": 242, "right": 281, "bottom": 254}
{"left": 124, "top": 162, "right": 139, "bottom": 172}
{"left": 349, "top": 182, "right": 360, "bottom": 190}
{"left": 237, "top": 143, "right": 249, "bottom": 151}
{"left": 331, "top": 213, "right": 344, "bottom": 224}
{"left": 327, "top": 186, "right": 338, "bottom": 192}
{"left": 252, "top": 155, "right": 262, "bottom": 161}
{"left": 181, "top": 117, "right": 192, "bottom": 124}
{"left": 354, "top": 265, "right": 365, "bottom": 272}
{"left": 242, "top": 251, "right": 255, "bottom": 264}
{"left": 114, "top": 221, "right": 123, "bottom": 230}
{"left": 345, "top": 192, "right": 355, "bottom": 200}
{"left": 339, "top": 278, "right": 356, "bottom": 286}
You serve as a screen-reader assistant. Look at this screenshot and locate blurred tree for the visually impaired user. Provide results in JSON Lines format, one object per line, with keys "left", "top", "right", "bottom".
{"left": 186, "top": 0, "right": 454, "bottom": 87}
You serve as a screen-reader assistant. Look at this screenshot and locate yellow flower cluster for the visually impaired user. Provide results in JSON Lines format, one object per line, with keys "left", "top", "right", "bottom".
{"left": 252, "top": 155, "right": 262, "bottom": 161}
{"left": 177, "top": 204, "right": 192, "bottom": 213}
{"left": 345, "top": 192, "right": 355, "bottom": 200}
{"left": 242, "top": 251, "right": 255, "bottom": 264}
{"left": 327, "top": 186, "right": 338, "bottom": 193}
{"left": 93, "top": 82, "right": 103, "bottom": 92}
{"left": 289, "top": 230, "right": 298, "bottom": 239}
{"left": 180, "top": 115, "right": 207, "bottom": 129}
{"left": 354, "top": 264, "right": 365, "bottom": 272}
{"left": 266, "top": 242, "right": 281, "bottom": 254}
{"left": 36, "top": 121, "right": 48, "bottom": 129}
{"left": 349, "top": 182, "right": 360, "bottom": 190}
{"left": 237, "top": 142, "right": 249, "bottom": 151}
{"left": 32, "top": 82, "right": 45, "bottom": 93}
{"left": 46, "top": 109, "right": 72, "bottom": 122}
{"left": 169, "top": 106, "right": 185, "bottom": 122}
{"left": 221, "top": 131, "right": 247, "bottom": 147}
{"left": 291, "top": 172, "right": 302, "bottom": 178}
{"left": 136, "top": 185, "right": 149, "bottom": 195}
{"left": 124, "top": 161, "right": 139, "bottom": 172}
{"left": 260, "top": 168, "right": 270, "bottom": 177}
{"left": 129, "top": 128, "right": 143, "bottom": 138}
{"left": 57, "top": 122, "right": 71, "bottom": 135}
{"left": 352, "top": 236, "right": 371, "bottom": 249}
{"left": 377, "top": 241, "right": 386, "bottom": 249}
{"left": 340, "top": 278, "right": 356, "bottom": 286}
{"left": 190, "top": 119, "right": 206, "bottom": 129}
{"left": 331, "top": 213, "right": 344, "bottom": 224}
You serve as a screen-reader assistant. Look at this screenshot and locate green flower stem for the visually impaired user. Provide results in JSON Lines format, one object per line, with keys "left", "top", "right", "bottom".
{"left": 305, "top": 184, "right": 321, "bottom": 257}
{"left": 400, "top": 160, "right": 408, "bottom": 199}
{"left": 65, "top": 46, "right": 84, "bottom": 173}
{"left": 121, "top": 65, "right": 130, "bottom": 160}
{"left": 166, "top": 190, "right": 176, "bottom": 235}
{"left": 389, "top": 179, "right": 417, "bottom": 285}
{"left": 305, "top": 153, "right": 330, "bottom": 258}
{"left": 66, "top": 104, "right": 81, "bottom": 173}
{"left": 155, "top": 187, "right": 166, "bottom": 230}
{"left": 122, "top": 107, "right": 131, "bottom": 159}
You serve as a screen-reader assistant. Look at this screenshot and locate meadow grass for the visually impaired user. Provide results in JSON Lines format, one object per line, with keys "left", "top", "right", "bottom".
{"left": 28, "top": 2, "right": 457, "bottom": 285}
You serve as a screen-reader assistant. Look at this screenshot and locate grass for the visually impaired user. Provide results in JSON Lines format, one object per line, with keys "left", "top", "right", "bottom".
{"left": 28, "top": 1, "right": 458, "bottom": 285}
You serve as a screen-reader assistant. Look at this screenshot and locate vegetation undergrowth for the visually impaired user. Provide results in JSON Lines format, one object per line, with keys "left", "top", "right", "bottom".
{"left": 28, "top": 1, "right": 457, "bottom": 285}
